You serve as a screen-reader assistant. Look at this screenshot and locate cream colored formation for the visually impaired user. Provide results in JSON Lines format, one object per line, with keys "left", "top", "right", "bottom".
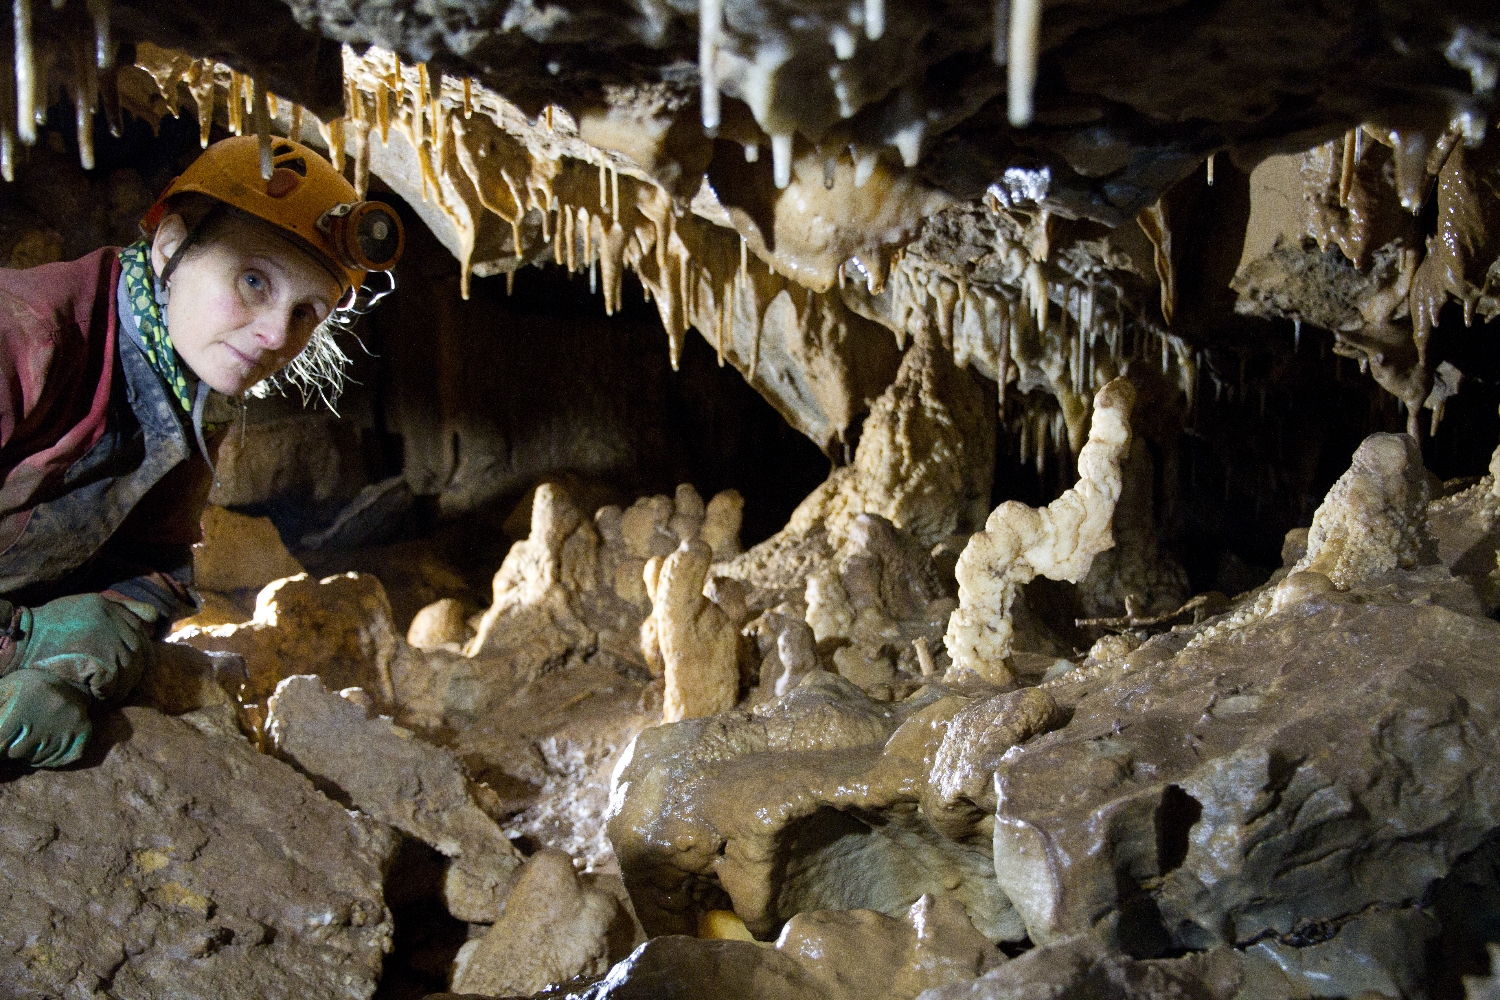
{"left": 944, "top": 378, "right": 1135, "bottom": 684}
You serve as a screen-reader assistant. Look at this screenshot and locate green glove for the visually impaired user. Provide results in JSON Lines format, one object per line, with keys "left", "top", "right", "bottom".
{"left": 7, "top": 594, "right": 157, "bottom": 702}
{"left": 0, "top": 668, "right": 92, "bottom": 768}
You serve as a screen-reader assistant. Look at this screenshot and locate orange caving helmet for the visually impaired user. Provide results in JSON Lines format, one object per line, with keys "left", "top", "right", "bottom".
{"left": 142, "top": 136, "right": 404, "bottom": 297}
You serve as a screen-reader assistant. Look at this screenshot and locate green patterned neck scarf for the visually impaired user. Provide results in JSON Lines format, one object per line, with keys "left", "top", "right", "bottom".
{"left": 118, "top": 240, "right": 194, "bottom": 413}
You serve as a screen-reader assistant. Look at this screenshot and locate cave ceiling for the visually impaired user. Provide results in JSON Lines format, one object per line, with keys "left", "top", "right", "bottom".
{"left": 10, "top": 0, "right": 1500, "bottom": 458}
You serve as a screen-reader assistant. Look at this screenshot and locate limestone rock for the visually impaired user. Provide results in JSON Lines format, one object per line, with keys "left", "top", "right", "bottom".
{"left": 991, "top": 575, "right": 1500, "bottom": 950}
{"left": 132, "top": 642, "right": 241, "bottom": 716}
{"left": 701, "top": 489, "right": 746, "bottom": 560}
{"left": 490, "top": 935, "right": 834, "bottom": 1000}
{"left": 169, "top": 572, "right": 399, "bottom": 724}
{"left": 1294, "top": 432, "right": 1435, "bottom": 588}
{"left": 608, "top": 672, "right": 1026, "bottom": 942}
{"left": 776, "top": 895, "right": 1004, "bottom": 1000}
{"left": 0, "top": 705, "right": 397, "bottom": 1000}
{"left": 208, "top": 413, "right": 364, "bottom": 509}
{"left": 449, "top": 849, "right": 618, "bottom": 996}
{"left": 923, "top": 687, "right": 1063, "bottom": 838}
{"left": 1236, "top": 906, "right": 1440, "bottom": 1000}
{"left": 916, "top": 934, "right": 1241, "bottom": 1000}
{"left": 1427, "top": 441, "right": 1500, "bottom": 610}
{"left": 945, "top": 378, "right": 1135, "bottom": 684}
{"left": 193, "top": 505, "right": 306, "bottom": 593}
{"left": 408, "top": 597, "right": 479, "bottom": 651}
{"left": 643, "top": 538, "right": 741, "bottom": 722}
{"left": 266, "top": 675, "right": 521, "bottom": 923}
{"left": 1467, "top": 946, "right": 1500, "bottom": 1000}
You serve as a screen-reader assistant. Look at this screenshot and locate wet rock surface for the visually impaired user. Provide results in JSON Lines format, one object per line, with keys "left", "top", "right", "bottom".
{"left": 0, "top": 705, "right": 397, "bottom": 1000}
{"left": 267, "top": 674, "right": 522, "bottom": 923}
{"left": 996, "top": 585, "right": 1500, "bottom": 951}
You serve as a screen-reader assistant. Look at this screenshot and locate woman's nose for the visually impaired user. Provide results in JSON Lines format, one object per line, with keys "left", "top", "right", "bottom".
{"left": 250, "top": 309, "right": 293, "bottom": 352}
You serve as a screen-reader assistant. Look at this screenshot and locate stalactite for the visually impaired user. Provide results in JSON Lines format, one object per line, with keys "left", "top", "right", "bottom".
{"left": 71, "top": 36, "right": 98, "bottom": 170}
{"left": 1007, "top": 0, "right": 1040, "bottom": 127}
{"left": 14, "top": 0, "right": 36, "bottom": 145}
{"left": 226, "top": 70, "right": 243, "bottom": 135}
{"left": 253, "top": 78, "right": 273, "bottom": 179}
{"left": 0, "top": 58, "right": 15, "bottom": 182}
{"left": 771, "top": 132, "right": 793, "bottom": 189}
{"left": 699, "top": 0, "right": 721, "bottom": 131}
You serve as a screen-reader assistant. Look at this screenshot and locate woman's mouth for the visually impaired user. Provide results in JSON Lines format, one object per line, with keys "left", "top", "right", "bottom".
{"left": 221, "top": 342, "right": 262, "bottom": 373}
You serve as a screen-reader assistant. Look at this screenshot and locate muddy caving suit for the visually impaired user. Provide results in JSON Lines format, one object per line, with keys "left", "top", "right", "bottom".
{"left": 0, "top": 248, "right": 220, "bottom": 761}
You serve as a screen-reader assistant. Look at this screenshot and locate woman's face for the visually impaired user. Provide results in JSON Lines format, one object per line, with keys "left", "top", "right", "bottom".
{"left": 150, "top": 212, "right": 344, "bottom": 395}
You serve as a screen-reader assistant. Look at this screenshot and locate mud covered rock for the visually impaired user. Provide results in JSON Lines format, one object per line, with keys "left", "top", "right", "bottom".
{"left": 449, "top": 850, "right": 619, "bottom": 997}
{"left": 607, "top": 672, "right": 1027, "bottom": 943}
{"left": 995, "top": 575, "right": 1500, "bottom": 952}
{"left": 777, "top": 894, "right": 1003, "bottom": 1000}
{"left": 193, "top": 505, "right": 306, "bottom": 594}
{"left": 917, "top": 933, "right": 1241, "bottom": 1000}
{"left": 266, "top": 675, "right": 521, "bottom": 923}
{"left": 170, "top": 572, "right": 399, "bottom": 727}
{"left": 0, "top": 704, "right": 397, "bottom": 1000}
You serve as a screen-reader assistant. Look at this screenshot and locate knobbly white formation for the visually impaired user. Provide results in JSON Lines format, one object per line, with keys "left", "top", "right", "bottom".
{"left": 944, "top": 377, "right": 1135, "bottom": 684}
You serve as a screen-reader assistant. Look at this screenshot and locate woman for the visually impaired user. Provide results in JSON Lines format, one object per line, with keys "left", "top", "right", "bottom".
{"left": 0, "top": 135, "right": 404, "bottom": 767}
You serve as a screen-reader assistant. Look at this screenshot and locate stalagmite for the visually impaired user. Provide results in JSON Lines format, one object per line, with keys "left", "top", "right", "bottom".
{"left": 644, "top": 539, "right": 740, "bottom": 723}
{"left": 944, "top": 378, "right": 1134, "bottom": 684}
{"left": 1007, "top": 0, "right": 1040, "bottom": 127}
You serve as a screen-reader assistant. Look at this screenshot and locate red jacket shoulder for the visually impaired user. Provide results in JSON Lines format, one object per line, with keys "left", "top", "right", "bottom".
{"left": 0, "top": 248, "right": 120, "bottom": 528}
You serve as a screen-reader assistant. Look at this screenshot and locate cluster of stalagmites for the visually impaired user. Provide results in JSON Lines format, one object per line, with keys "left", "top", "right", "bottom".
{"left": 5, "top": 363, "right": 1500, "bottom": 997}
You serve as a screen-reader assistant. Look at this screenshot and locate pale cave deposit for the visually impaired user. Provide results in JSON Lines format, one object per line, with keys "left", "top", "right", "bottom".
{"left": 0, "top": 3, "right": 1499, "bottom": 1000}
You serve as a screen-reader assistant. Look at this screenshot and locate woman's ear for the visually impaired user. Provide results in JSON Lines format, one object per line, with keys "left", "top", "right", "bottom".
{"left": 150, "top": 213, "right": 188, "bottom": 277}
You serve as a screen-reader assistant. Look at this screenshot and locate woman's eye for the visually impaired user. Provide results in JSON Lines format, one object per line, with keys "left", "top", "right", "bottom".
{"left": 243, "top": 273, "right": 267, "bottom": 292}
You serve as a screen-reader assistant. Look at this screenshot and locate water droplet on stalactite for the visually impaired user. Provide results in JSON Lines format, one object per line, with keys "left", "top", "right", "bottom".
{"left": 771, "top": 133, "right": 793, "bottom": 188}
{"left": 1293, "top": 318, "right": 1301, "bottom": 352}
{"left": 1007, "top": 0, "right": 1040, "bottom": 127}
{"left": 744, "top": 141, "right": 758, "bottom": 162}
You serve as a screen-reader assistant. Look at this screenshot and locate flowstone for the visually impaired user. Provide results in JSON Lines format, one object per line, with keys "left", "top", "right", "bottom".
{"left": 607, "top": 672, "right": 1030, "bottom": 943}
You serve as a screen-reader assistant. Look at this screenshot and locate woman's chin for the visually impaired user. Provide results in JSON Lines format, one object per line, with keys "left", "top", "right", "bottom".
{"left": 192, "top": 364, "right": 255, "bottom": 396}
